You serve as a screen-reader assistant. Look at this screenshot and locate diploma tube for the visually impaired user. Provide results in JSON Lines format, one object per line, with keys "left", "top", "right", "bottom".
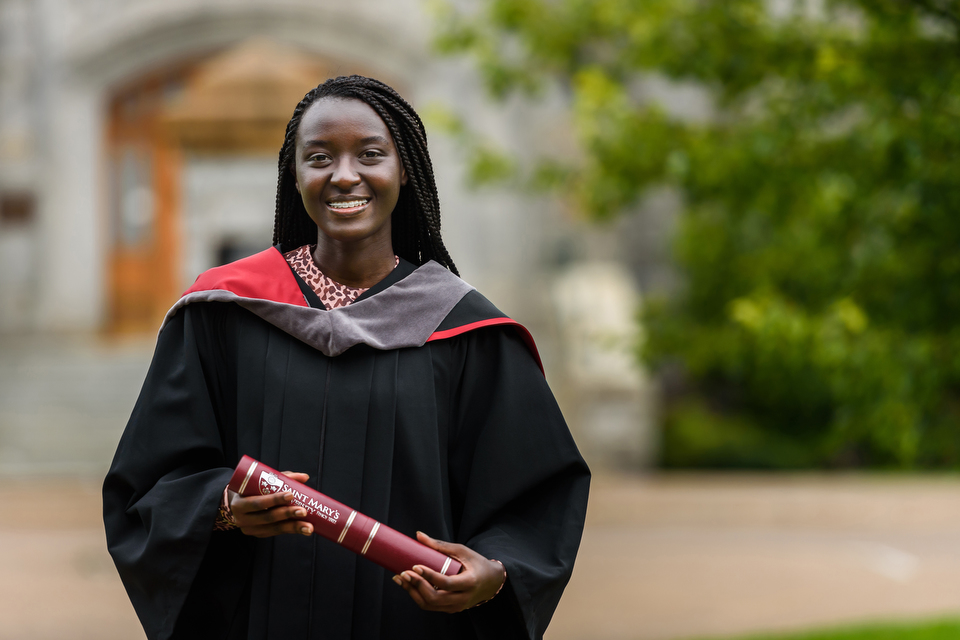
{"left": 228, "top": 455, "right": 462, "bottom": 577}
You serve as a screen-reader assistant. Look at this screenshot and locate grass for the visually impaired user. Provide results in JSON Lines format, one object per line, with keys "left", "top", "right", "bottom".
{"left": 697, "top": 618, "right": 960, "bottom": 640}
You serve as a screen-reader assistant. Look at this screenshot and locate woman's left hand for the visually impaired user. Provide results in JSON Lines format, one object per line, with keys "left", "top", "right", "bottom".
{"left": 392, "top": 532, "right": 506, "bottom": 613}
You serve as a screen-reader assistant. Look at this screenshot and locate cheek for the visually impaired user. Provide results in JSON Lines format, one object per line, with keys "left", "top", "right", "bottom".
{"left": 296, "top": 171, "right": 322, "bottom": 198}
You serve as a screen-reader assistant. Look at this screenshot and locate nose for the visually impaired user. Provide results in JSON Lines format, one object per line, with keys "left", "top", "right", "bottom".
{"left": 331, "top": 158, "right": 361, "bottom": 189}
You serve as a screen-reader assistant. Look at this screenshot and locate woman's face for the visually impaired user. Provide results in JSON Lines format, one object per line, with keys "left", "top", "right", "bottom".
{"left": 292, "top": 97, "right": 407, "bottom": 248}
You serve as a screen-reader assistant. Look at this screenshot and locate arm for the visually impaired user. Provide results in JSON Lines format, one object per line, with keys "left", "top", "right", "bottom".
{"left": 398, "top": 326, "right": 591, "bottom": 638}
{"left": 102, "top": 304, "right": 247, "bottom": 639}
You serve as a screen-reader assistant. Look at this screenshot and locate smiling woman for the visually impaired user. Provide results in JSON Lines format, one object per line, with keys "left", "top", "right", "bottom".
{"left": 103, "top": 75, "right": 590, "bottom": 640}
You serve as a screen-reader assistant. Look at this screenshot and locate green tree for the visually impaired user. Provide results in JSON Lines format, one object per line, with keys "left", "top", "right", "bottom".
{"left": 433, "top": 0, "right": 960, "bottom": 468}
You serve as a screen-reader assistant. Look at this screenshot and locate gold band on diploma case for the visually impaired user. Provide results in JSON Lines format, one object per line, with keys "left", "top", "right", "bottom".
{"left": 361, "top": 522, "right": 380, "bottom": 556}
{"left": 337, "top": 510, "right": 358, "bottom": 544}
{"left": 238, "top": 462, "right": 258, "bottom": 494}
{"left": 440, "top": 557, "right": 452, "bottom": 575}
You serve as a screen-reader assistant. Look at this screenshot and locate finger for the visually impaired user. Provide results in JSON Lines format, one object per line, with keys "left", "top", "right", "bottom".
{"left": 398, "top": 570, "right": 438, "bottom": 609}
{"left": 413, "top": 532, "right": 476, "bottom": 584}
{"left": 241, "top": 518, "right": 313, "bottom": 538}
{"left": 411, "top": 564, "right": 461, "bottom": 592}
{"left": 281, "top": 471, "right": 310, "bottom": 483}
{"left": 237, "top": 504, "right": 309, "bottom": 527}
{"left": 415, "top": 531, "right": 470, "bottom": 564}
{"left": 415, "top": 531, "right": 449, "bottom": 552}
{"left": 397, "top": 576, "right": 429, "bottom": 609}
{"left": 401, "top": 569, "right": 470, "bottom": 613}
{"left": 240, "top": 525, "right": 312, "bottom": 538}
{"left": 230, "top": 491, "right": 292, "bottom": 514}
{"left": 231, "top": 491, "right": 295, "bottom": 514}
{"left": 415, "top": 531, "right": 473, "bottom": 563}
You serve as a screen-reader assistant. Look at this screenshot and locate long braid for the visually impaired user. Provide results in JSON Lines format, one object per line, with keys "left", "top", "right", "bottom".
{"left": 272, "top": 75, "right": 459, "bottom": 276}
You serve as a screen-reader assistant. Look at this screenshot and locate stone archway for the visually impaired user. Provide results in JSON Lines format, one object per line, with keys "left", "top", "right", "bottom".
{"left": 104, "top": 39, "right": 373, "bottom": 333}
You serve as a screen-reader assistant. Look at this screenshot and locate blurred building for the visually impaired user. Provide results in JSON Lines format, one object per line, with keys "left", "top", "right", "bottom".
{"left": 0, "top": 0, "right": 659, "bottom": 473}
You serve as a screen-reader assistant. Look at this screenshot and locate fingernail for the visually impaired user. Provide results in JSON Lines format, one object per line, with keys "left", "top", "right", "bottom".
{"left": 413, "top": 566, "right": 424, "bottom": 575}
{"left": 295, "top": 509, "right": 307, "bottom": 517}
{"left": 401, "top": 572, "right": 412, "bottom": 582}
{"left": 392, "top": 576, "right": 402, "bottom": 586}
{"left": 301, "top": 526, "right": 311, "bottom": 535}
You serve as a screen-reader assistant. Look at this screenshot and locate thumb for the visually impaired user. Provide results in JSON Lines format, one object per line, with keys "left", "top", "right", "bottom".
{"left": 416, "top": 531, "right": 449, "bottom": 552}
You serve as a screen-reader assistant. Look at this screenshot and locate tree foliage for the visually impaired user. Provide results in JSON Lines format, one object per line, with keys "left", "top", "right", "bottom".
{"left": 433, "top": 0, "right": 960, "bottom": 468}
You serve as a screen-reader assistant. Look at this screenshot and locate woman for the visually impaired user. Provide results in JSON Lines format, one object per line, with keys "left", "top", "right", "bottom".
{"left": 103, "top": 75, "right": 590, "bottom": 640}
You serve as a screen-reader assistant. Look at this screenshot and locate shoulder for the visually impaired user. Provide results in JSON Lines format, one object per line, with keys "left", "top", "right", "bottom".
{"left": 157, "top": 247, "right": 306, "bottom": 336}
{"left": 433, "top": 290, "right": 505, "bottom": 332}
{"left": 429, "top": 289, "right": 544, "bottom": 374}
{"left": 184, "top": 247, "right": 305, "bottom": 306}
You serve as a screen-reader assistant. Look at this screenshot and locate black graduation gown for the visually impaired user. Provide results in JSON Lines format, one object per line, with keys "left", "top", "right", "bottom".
{"left": 103, "top": 248, "right": 590, "bottom": 640}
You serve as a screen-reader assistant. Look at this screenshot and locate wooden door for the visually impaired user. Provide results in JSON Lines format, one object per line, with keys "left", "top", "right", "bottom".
{"left": 105, "top": 65, "right": 191, "bottom": 334}
{"left": 104, "top": 39, "right": 376, "bottom": 334}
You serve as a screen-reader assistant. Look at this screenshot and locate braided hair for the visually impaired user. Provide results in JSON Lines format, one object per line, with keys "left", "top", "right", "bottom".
{"left": 272, "top": 75, "right": 458, "bottom": 275}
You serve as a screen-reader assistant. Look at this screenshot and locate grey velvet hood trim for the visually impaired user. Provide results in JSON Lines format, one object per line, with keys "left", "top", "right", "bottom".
{"left": 161, "top": 261, "right": 474, "bottom": 357}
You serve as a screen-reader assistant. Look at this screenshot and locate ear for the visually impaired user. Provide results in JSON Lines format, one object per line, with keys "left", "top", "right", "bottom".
{"left": 400, "top": 165, "right": 408, "bottom": 187}
{"left": 290, "top": 164, "right": 300, "bottom": 193}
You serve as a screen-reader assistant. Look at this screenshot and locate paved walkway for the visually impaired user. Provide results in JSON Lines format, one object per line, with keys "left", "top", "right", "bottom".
{"left": 554, "top": 474, "right": 960, "bottom": 640}
{"left": 2, "top": 473, "right": 960, "bottom": 640}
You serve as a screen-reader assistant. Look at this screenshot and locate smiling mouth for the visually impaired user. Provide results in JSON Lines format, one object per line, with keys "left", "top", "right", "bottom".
{"left": 327, "top": 198, "right": 370, "bottom": 213}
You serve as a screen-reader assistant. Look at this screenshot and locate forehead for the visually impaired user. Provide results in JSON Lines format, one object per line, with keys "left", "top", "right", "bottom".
{"left": 295, "top": 98, "right": 393, "bottom": 147}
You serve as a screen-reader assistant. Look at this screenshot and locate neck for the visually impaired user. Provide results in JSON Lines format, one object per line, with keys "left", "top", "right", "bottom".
{"left": 311, "top": 234, "right": 396, "bottom": 289}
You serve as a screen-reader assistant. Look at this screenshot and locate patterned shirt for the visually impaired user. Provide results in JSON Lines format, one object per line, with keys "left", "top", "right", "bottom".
{"left": 283, "top": 244, "right": 398, "bottom": 309}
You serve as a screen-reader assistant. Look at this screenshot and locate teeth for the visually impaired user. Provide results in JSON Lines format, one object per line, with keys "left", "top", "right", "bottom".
{"left": 328, "top": 199, "right": 369, "bottom": 209}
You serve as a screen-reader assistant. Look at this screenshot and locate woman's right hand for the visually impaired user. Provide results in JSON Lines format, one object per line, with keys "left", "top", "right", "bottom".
{"left": 227, "top": 471, "right": 314, "bottom": 538}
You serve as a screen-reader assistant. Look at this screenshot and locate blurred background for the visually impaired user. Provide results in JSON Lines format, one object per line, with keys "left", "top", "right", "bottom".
{"left": 2, "top": 0, "right": 960, "bottom": 638}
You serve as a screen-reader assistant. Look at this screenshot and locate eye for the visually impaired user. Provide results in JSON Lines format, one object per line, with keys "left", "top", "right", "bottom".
{"left": 361, "top": 150, "right": 385, "bottom": 160}
{"left": 306, "top": 152, "right": 330, "bottom": 163}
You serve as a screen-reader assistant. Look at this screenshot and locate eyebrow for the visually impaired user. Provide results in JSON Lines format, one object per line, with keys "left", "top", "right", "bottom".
{"left": 302, "top": 135, "right": 391, "bottom": 147}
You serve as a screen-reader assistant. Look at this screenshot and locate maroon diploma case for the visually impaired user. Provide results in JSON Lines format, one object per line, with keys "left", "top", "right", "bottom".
{"left": 227, "top": 455, "right": 462, "bottom": 577}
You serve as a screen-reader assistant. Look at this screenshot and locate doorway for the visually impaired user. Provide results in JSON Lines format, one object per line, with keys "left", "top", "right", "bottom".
{"left": 104, "top": 39, "right": 360, "bottom": 333}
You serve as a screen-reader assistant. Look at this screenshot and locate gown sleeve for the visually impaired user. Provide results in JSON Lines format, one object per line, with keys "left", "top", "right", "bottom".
{"left": 447, "top": 327, "right": 591, "bottom": 640}
{"left": 102, "top": 303, "right": 249, "bottom": 640}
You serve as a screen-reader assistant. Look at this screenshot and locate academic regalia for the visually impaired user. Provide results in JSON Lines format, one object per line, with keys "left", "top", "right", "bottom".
{"left": 103, "top": 247, "right": 590, "bottom": 640}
